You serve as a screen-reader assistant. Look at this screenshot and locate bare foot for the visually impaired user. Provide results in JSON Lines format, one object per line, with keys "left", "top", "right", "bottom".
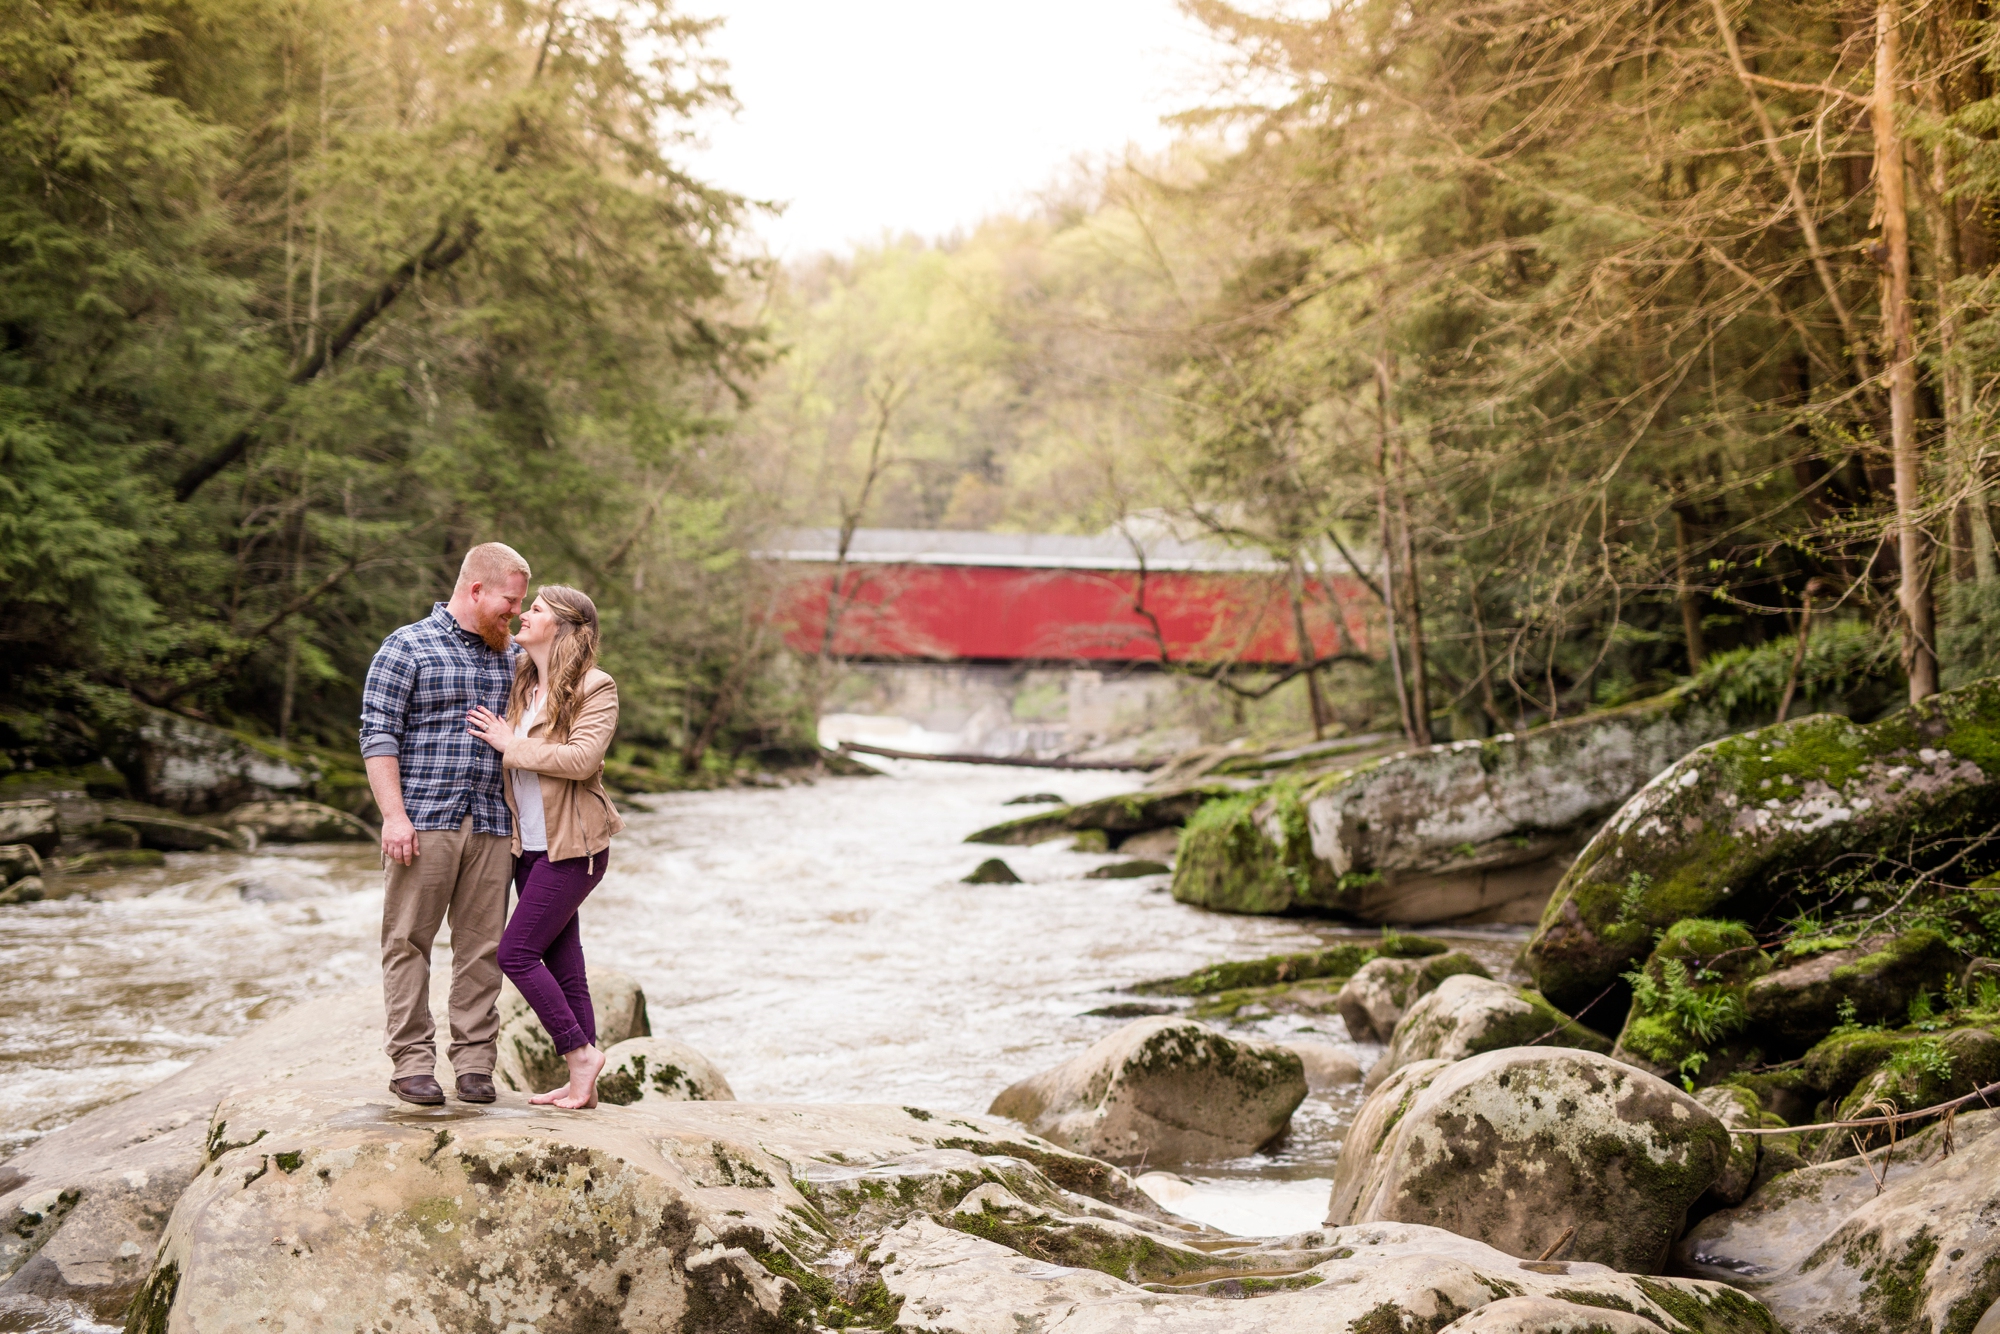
{"left": 550, "top": 1044, "right": 605, "bottom": 1110}
{"left": 528, "top": 1083, "right": 572, "bottom": 1106}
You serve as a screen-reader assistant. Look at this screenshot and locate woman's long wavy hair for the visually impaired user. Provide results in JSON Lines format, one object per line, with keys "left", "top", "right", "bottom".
{"left": 508, "top": 585, "right": 600, "bottom": 742}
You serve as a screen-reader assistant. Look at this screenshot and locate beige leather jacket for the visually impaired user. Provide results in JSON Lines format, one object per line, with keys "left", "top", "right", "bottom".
{"left": 501, "top": 667, "right": 627, "bottom": 865}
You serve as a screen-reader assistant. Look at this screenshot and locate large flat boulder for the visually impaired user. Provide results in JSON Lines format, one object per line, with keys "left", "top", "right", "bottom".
{"left": 1678, "top": 1109, "right": 2000, "bottom": 1334}
{"left": 1171, "top": 688, "right": 1741, "bottom": 925}
{"left": 1370, "top": 973, "right": 1609, "bottom": 1088}
{"left": 987, "top": 1017, "right": 1306, "bottom": 1164}
{"left": 1527, "top": 679, "right": 2000, "bottom": 1014}
{"left": 1335, "top": 950, "right": 1491, "bottom": 1043}
{"left": 1327, "top": 1046, "right": 1730, "bottom": 1274}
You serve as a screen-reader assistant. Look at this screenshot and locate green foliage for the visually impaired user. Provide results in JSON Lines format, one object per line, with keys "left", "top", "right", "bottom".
{"left": 1689, "top": 624, "right": 1903, "bottom": 722}
{"left": 0, "top": 0, "right": 797, "bottom": 769}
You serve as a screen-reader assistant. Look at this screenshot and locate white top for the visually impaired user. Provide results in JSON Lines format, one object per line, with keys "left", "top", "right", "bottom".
{"left": 511, "top": 688, "right": 547, "bottom": 852}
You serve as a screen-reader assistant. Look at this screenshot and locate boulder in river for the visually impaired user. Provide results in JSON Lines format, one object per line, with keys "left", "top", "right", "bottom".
{"left": 987, "top": 1017, "right": 1306, "bottom": 1164}
{"left": 966, "top": 783, "right": 1237, "bottom": 847}
{"left": 0, "top": 875, "right": 45, "bottom": 905}
{"left": 1279, "top": 1039, "right": 1363, "bottom": 1091}
{"left": 133, "top": 705, "right": 319, "bottom": 814}
{"left": 0, "top": 844, "right": 41, "bottom": 886}
{"left": 0, "top": 801, "right": 59, "bottom": 856}
{"left": 216, "top": 799, "right": 374, "bottom": 844}
{"left": 597, "top": 1035, "right": 735, "bottom": 1104}
{"left": 1678, "top": 1108, "right": 2000, "bottom": 1334}
{"left": 1170, "top": 687, "right": 1744, "bottom": 925}
{"left": 962, "top": 857, "right": 1021, "bottom": 884}
{"left": 1085, "top": 858, "right": 1171, "bottom": 880}
{"left": 1527, "top": 678, "right": 2000, "bottom": 1014}
{"left": 1744, "top": 929, "right": 1961, "bottom": 1050}
{"left": 1370, "top": 973, "right": 1609, "bottom": 1089}
{"left": 1328, "top": 1046, "right": 1732, "bottom": 1274}
{"left": 1334, "top": 949, "right": 1492, "bottom": 1043}
{"left": 494, "top": 971, "right": 651, "bottom": 1095}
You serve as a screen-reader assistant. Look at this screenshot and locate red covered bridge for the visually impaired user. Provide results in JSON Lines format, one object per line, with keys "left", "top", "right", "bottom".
{"left": 761, "top": 528, "right": 1376, "bottom": 665}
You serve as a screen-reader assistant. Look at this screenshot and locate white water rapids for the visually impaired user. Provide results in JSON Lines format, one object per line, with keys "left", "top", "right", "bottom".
{"left": 0, "top": 760, "right": 1526, "bottom": 1241}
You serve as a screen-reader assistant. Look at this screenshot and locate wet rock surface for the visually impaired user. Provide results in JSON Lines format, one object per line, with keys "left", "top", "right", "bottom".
{"left": 987, "top": 1017, "right": 1307, "bottom": 1165}
{"left": 1526, "top": 679, "right": 2000, "bottom": 1013}
{"left": 1679, "top": 1109, "right": 2000, "bottom": 1334}
{"left": 1335, "top": 949, "right": 1492, "bottom": 1043}
{"left": 1327, "top": 1046, "right": 1730, "bottom": 1274}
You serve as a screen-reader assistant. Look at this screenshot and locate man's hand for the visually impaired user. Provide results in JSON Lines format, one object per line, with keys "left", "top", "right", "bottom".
{"left": 381, "top": 812, "right": 419, "bottom": 866}
{"left": 364, "top": 754, "right": 417, "bottom": 867}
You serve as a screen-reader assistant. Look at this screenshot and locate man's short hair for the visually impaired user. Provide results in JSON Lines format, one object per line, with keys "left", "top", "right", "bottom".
{"left": 456, "top": 542, "right": 531, "bottom": 591}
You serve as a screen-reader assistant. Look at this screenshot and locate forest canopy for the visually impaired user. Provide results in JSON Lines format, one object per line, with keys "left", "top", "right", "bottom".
{"left": 5, "top": 0, "right": 1997, "bottom": 779}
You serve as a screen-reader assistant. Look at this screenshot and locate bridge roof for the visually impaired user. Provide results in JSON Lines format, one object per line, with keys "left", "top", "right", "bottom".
{"left": 759, "top": 527, "right": 1290, "bottom": 573}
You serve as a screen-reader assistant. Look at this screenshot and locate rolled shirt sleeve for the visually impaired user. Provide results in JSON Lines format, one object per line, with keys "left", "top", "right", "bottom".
{"left": 358, "top": 635, "right": 416, "bottom": 759}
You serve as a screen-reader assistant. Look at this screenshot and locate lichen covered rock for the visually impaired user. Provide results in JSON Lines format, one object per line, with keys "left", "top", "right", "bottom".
{"left": 1335, "top": 950, "right": 1492, "bottom": 1043}
{"left": 1171, "top": 690, "right": 1741, "bottom": 925}
{"left": 493, "top": 971, "right": 651, "bottom": 1095}
{"left": 1678, "top": 1108, "right": 2000, "bottom": 1334}
{"left": 1745, "top": 930, "right": 1962, "bottom": 1049}
{"left": 987, "top": 1017, "right": 1306, "bottom": 1165}
{"left": 1695, "top": 1084, "right": 1766, "bottom": 1207}
{"left": 1371, "top": 974, "right": 1609, "bottom": 1088}
{"left": 133, "top": 705, "right": 319, "bottom": 814}
{"left": 1327, "top": 1046, "right": 1730, "bottom": 1274}
{"left": 597, "top": 1035, "right": 735, "bottom": 1105}
{"left": 1527, "top": 680, "right": 2000, "bottom": 1014}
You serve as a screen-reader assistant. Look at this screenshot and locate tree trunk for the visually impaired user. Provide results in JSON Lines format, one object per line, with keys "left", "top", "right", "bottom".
{"left": 1674, "top": 508, "right": 1707, "bottom": 670}
{"left": 1288, "top": 556, "right": 1329, "bottom": 740}
{"left": 1875, "top": 0, "right": 1939, "bottom": 700}
{"left": 1375, "top": 358, "right": 1418, "bottom": 744}
{"left": 1389, "top": 412, "right": 1433, "bottom": 744}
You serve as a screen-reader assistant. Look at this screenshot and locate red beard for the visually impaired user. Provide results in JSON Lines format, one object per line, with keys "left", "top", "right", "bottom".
{"left": 475, "top": 608, "right": 513, "bottom": 652}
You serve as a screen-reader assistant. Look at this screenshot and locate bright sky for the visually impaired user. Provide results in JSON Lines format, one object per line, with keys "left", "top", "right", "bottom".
{"left": 685, "top": 0, "right": 1231, "bottom": 259}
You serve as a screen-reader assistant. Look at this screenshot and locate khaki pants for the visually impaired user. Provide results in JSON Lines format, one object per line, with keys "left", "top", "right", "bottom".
{"left": 381, "top": 816, "right": 512, "bottom": 1079}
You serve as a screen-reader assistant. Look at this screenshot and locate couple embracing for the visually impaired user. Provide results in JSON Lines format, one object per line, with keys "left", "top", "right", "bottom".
{"left": 358, "top": 542, "right": 625, "bottom": 1111}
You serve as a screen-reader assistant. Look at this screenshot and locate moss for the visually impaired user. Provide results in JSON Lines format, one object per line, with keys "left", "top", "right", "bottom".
{"left": 121, "top": 1261, "right": 179, "bottom": 1334}
{"left": 1169, "top": 787, "right": 1307, "bottom": 915}
{"left": 1618, "top": 920, "right": 1767, "bottom": 1076}
{"left": 949, "top": 1203, "right": 1216, "bottom": 1284}
{"left": 1632, "top": 1276, "right": 1785, "bottom": 1333}
{"left": 1136, "top": 935, "right": 1446, "bottom": 997}
{"left": 272, "top": 1150, "right": 303, "bottom": 1172}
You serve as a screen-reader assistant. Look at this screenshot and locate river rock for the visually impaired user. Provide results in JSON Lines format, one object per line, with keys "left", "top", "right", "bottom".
{"left": 1678, "top": 1109, "right": 2000, "bottom": 1334}
{"left": 1280, "top": 1039, "right": 1363, "bottom": 1091}
{"left": 132, "top": 706, "right": 319, "bottom": 814}
{"left": 1335, "top": 950, "right": 1492, "bottom": 1043}
{"left": 0, "top": 844, "right": 41, "bottom": 886}
{"left": 1744, "top": 929, "right": 1962, "bottom": 1049}
{"left": 1171, "top": 688, "right": 1744, "bottom": 925}
{"left": 1085, "top": 858, "right": 1171, "bottom": 879}
{"left": 1527, "top": 679, "right": 2000, "bottom": 1014}
{"left": 0, "top": 875, "right": 45, "bottom": 905}
{"left": 1696, "top": 1084, "right": 1765, "bottom": 1206}
{"left": 597, "top": 1035, "right": 735, "bottom": 1104}
{"left": 493, "top": 971, "right": 651, "bottom": 1095}
{"left": 877, "top": 1215, "right": 1780, "bottom": 1333}
{"left": 987, "top": 1017, "right": 1306, "bottom": 1164}
{"left": 88, "top": 800, "right": 241, "bottom": 852}
{"left": 1369, "top": 973, "right": 1609, "bottom": 1089}
{"left": 962, "top": 856, "right": 1021, "bottom": 883}
{"left": 0, "top": 801, "right": 59, "bottom": 856}
{"left": 966, "top": 783, "right": 1236, "bottom": 846}
{"left": 215, "top": 799, "right": 373, "bottom": 844}
{"left": 1327, "top": 1046, "right": 1731, "bottom": 1274}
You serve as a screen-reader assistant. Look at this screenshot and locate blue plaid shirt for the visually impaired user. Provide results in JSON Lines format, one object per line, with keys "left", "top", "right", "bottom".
{"left": 359, "top": 603, "right": 520, "bottom": 834}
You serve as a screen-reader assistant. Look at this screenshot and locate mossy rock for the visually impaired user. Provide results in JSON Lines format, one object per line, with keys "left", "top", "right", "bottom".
{"left": 1528, "top": 678, "right": 2000, "bottom": 1015}
{"left": 1172, "top": 685, "right": 1757, "bottom": 925}
{"left": 1334, "top": 950, "right": 1493, "bottom": 1043}
{"left": 1745, "top": 929, "right": 1962, "bottom": 1051}
{"left": 962, "top": 857, "right": 1021, "bottom": 884}
{"left": 965, "top": 785, "right": 1234, "bottom": 846}
{"left": 1374, "top": 975, "right": 1610, "bottom": 1087}
{"left": 59, "top": 848, "right": 168, "bottom": 874}
{"left": 1132, "top": 933, "right": 1447, "bottom": 997}
{"left": 1612, "top": 919, "right": 1771, "bottom": 1080}
{"left": 1822, "top": 1026, "right": 2000, "bottom": 1127}
{"left": 1083, "top": 859, "right": 1170, "bottom": 880}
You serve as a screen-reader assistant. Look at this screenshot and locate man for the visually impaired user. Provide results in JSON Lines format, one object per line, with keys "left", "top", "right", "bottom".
{"left": 359, "top": 542, "right": 530, "bottom": 1105}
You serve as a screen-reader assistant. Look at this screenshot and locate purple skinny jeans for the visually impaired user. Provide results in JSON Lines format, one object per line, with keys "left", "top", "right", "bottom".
{"left": 501, "top": 848, "right": 609, "bottom": 1056}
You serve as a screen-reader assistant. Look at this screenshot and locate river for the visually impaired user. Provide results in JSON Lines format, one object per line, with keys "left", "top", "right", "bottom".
{"left": 0, "top": 760, "right": 1525, "bottom": 1241}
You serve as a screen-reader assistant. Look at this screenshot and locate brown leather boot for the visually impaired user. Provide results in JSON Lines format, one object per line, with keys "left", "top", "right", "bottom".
{"left": 389, "top": 1075, "right": 445, "bottom": 1106}
{"left": 456, "top": 1072, "right": 497, "bottom": 1104}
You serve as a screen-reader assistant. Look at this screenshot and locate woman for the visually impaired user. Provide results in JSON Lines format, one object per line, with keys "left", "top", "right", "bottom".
{"left": 467, "top": 585, "right": 625, "bottom": 1109}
